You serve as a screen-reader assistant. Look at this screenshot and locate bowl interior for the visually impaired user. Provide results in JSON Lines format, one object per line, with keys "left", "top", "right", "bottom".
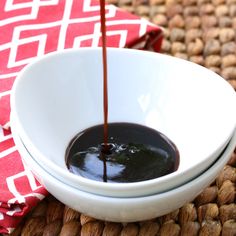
{"left": 12, "top": 48, "right": 236, "bottom": 177}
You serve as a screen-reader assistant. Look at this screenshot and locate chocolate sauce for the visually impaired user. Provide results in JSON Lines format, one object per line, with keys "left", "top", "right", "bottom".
{"left": 100, "top": 0, "right": 109, "bottom": 149}
{"left": 66, "top": 123, "right": 179, "bottom": 183}
{"left": 65, "top": 1, "right": 180, "bottom": 183}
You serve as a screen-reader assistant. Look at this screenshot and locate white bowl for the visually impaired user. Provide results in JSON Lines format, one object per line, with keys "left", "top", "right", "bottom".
{"left": 11, "top": 48, "right": 236, "bottom": 197}
{"left": 11, "top": 121, "right": 236, "bottom": 222}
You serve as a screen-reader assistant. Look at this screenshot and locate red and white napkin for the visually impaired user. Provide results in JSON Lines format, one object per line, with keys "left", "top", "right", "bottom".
{"left": 0, "top": 0, "right": 162, "bottom": 233}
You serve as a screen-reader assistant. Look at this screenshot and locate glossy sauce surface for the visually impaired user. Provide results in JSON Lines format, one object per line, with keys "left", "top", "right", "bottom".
{"left": 66, "top": 123, "right": 179, "bottom": 183}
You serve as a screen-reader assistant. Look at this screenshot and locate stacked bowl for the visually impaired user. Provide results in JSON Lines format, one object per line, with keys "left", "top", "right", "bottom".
{"left": 11, "top": 48, "right": 236, "bottom": 222}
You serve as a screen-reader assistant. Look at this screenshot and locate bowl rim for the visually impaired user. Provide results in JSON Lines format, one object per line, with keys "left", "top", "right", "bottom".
{"left": 10, "top": 47, "right": 236, "bottom": 197}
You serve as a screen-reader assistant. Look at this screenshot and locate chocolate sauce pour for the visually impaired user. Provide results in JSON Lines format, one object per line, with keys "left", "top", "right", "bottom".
{"left": 99, "top": 0, "right": 109, "bottom": 181}
{"left": 100, "top": 0, "right": 108, "bottom": 149}
{"left": 66, "top": 1, "right": 180, "bottom": 183}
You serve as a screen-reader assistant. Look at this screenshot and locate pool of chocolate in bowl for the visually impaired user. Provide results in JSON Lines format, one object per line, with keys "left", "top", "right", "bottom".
{"left": 65, "top": 123, "right": 180, "bottom": 183}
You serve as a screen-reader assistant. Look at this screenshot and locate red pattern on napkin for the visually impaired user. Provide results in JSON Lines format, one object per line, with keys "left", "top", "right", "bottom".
{"left": 0, "top": 134, "right": 48, "bottom": 233}
{"left": 0, "top": 0, "right": 162, "bottom": 233}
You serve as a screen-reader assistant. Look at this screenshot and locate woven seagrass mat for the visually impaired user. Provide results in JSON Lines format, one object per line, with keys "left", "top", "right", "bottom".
{"left": 7, "top": 0, "right": 236, "bottom": 235}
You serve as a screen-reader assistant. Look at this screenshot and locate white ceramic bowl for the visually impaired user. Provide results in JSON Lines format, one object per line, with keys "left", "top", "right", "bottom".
{"left": 11, "top": 121, "right": 236, "bottom": 222}
{"left": 11, "top": 48, "right": 236, "bottom": 197}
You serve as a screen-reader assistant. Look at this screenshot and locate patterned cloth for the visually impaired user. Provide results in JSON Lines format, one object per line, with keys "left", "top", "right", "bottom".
{"left": 0, "top": 0, "right": 162, "bottom": 234}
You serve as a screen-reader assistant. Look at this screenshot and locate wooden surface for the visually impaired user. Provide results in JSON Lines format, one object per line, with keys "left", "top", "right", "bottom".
{"left": 7, "top": 0, "right": 236, "bottom": 235}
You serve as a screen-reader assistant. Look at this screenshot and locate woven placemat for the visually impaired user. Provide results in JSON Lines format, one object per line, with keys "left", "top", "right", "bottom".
{"left": 7, "top": 0, "right": 236, "bottom": 235}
